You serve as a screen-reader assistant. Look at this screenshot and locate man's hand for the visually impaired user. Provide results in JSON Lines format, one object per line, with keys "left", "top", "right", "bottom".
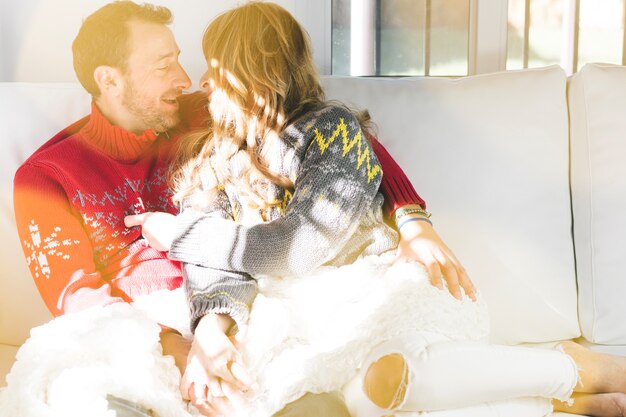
{"left": 396, "top": 217, "right": 476, "bottom": 301}
{"left": 160, "top": 330, "right": 191, "bottom": 376}
{"left": 181, "top": 315, "right": 254, "bottom": 416}
{"left": 124, "top": 211, "right": 176, "bottom": 251}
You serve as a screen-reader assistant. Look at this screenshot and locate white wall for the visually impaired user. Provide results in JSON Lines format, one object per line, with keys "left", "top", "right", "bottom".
{"left": 0, "top": 0, "right": 329, "bottom": 86}
{"left": 0, "top": 0, "right": 7, "bottom": 80}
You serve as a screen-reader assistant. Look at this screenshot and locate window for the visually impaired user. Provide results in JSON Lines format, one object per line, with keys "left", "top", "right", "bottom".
{"left": 332, "top": 0, "right": 626, "bottom": 77}
{"left": 332, "top": 0, "right": 471, "bottom": 76}
{"left": 507, "top": 0, "right": 625, "bottom": 74}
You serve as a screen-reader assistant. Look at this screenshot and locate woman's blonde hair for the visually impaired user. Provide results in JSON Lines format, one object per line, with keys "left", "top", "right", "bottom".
{"left": 170, "top": 1, "right": 325, "bottom": 209}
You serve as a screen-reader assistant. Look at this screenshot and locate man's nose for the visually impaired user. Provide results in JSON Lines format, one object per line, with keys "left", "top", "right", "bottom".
{"left": 174, "top": 63, "right": 192, "bottom": 90}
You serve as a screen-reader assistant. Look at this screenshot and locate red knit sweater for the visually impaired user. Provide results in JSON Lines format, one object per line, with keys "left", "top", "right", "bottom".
{"left": 13, "top": 93, "right": 423, "bottom": 316}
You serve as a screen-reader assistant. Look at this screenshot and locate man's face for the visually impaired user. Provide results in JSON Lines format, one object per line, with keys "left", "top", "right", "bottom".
{"left": 121, "top": 20, "right": 191, "bottom": 133}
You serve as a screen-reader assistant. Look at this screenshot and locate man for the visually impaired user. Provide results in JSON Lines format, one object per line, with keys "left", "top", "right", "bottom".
{"left": 13, "top": 1, "right": 470, "bottom": 415}
{"left": 14, "top": 1, "right": 196, "bottom": 376}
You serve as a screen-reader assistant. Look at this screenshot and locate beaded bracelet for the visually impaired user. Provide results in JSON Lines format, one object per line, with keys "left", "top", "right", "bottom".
{"left": 395, "top": 206, "right": 432, "bottom": 220}
{"left": 397, "top": 216, "right": 433, "bottom": 230}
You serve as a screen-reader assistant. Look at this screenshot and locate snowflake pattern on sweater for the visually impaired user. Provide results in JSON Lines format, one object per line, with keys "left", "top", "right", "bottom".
{"left": 13, "top": 103, "right": 185, "bottom": 315}
{"left": 22, "top": 221, "right": 80, "bottom": 280}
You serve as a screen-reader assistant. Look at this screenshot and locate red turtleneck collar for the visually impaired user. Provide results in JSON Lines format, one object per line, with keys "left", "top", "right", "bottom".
{"left": 80, "top": 102, "right": 160, "bottom": 161}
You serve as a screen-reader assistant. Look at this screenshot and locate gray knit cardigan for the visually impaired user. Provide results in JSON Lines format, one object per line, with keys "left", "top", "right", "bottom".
{"left": 169, "top": 105, "right": 399, "bottom": 331}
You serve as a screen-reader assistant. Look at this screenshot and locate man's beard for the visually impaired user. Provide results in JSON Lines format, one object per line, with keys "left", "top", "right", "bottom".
{"left": 122, "top": 81, "right": 180, "bottom": 133}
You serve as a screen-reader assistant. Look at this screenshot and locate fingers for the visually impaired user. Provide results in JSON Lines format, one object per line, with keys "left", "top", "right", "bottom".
{"left": 187, "top": 380, "right": 243, "bottom": 417}
{"left": 193, "top": 401, "right": 218, "bottom": 417}
{"left": 181, "top": 358, "right": 212, "bottom": 401}
{"left": 424, "top": 256, "right": 444, "bottom": 291}
{"left": 435, "top": 252, "right": 462, "bottom": 300}
{"left": 396, "top": 224, "right": 477, "bottom": 301}
{"left": 221, "top": 380, "right": 249, "bottom": 408}
{"left": 232, "top": 325, "right": 248, "bottom": 347}
{"left": 434, "top": 252, "right": 477, "bottom": 301}
{"left": 187, "top": 380, "right": 221, "bottom": 417}
{"left": 457, "top": 266, "right": 477, "bottom": 301}
{"left": 182, "top": 353, "right": 251, "bottom": 416}
{"left": 124, "top": 212, "right": 149, "bottom": 227}
{"left": 418, "top": 250, "right": 476, "bottom": 301}
{"left": 229, "top": 360, "right": 256, "bottom": 390}
{"left": 189, "top": 381, "right": 209, "bottom": 409}
{"left": 208, "top": 394, "right": 239, "bottom": 417}
{"left": 190, "top": 387, "right": 227, "bottom": 417}
{"left": 180, "top": 370, "right": 193, "bottom": 400}
{"left": 187, "top": 333, "right": 254, "bottom": 394}
{"left": 212, "top": 359, "right": 254, "bottom": 392}
{"left": 209, "top": 378, "right": 224, "bottom": 398}
{"left": 210, "top": 359, "right": 240, "bottom": 388}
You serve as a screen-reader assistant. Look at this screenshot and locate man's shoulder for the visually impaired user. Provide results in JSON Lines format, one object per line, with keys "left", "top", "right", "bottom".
{"left": 18, "top": 115, "right": 90, "bottom": 170}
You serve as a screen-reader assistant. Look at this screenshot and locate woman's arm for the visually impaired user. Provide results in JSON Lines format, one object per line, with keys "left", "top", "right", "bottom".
{"left": 394, "top": 208, "right": 476, "bottom": 301}
{"left": 183, "top": 262, "right": 257, "bottom": 332}
{"left": 367, "top": 136, "right": 477, "bottom": 301}
{"left": 167, "top": 106, "right": 383, "bottom": 277}
{"left": 126, "top": 191, "right": 258, "bottom": 331}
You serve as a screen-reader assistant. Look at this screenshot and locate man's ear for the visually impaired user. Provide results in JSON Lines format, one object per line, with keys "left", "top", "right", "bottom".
{"left": 93, "top": 65, "right": 123, "bottom": 97}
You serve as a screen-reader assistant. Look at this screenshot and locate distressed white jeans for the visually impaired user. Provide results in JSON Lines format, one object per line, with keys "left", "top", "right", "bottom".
{"left": 345, "top": 333, "right": 578, "bottom": 416}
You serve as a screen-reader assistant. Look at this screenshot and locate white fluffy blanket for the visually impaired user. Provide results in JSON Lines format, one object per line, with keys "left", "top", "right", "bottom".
{"left": 0, "top": 254, "right": 489, "bottom": 417}
{"left": 0, "top": 303, "right": 194, "bottom": 417}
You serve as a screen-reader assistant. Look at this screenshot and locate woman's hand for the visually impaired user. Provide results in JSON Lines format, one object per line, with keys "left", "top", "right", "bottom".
{"left": 160, "top": 330, "right": 192, "bottom": 376}
{"left": 124, "top": 211, "right": 176, "bottom": 251}
{"left": 181, "top": 314, "right": 254, "bottom": 415}
{"left": 396, "top": 216, "right": 476, "bottom": 301}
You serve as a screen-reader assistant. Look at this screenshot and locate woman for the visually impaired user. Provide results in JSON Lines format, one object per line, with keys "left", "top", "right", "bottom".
{"left": 125, "top": 3, "right": 626, "bottom": 417}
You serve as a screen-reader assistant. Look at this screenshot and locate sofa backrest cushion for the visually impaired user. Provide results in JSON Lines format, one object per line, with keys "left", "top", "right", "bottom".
{"left": 323, "top": 66, "right": 580, "bottom": 345}
{"left": 0, "top": 83, "right": 90, "bottom": 346}
{"left": 569, "top": 63, "right": 626, "bottom": 345}
{"left": 1, "top": 67, "right": 580, "bottom": 348}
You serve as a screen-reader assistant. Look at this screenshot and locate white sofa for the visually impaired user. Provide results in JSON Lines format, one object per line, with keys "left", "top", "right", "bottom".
{"left": 1, "top": 64, "right": 626, "bottom": 416}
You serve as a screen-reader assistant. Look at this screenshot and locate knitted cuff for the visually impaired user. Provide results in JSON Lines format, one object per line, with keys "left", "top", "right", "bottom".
{"left": 184, "top": 262, "right": 258, "bottom": 334}
{"left": 189, "top": 292, "right": 252, "bottom": 334}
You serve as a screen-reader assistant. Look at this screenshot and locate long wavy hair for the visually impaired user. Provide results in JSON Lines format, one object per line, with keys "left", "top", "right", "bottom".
{"left": 170, "top": 2, "right": 369, "bottom": 210}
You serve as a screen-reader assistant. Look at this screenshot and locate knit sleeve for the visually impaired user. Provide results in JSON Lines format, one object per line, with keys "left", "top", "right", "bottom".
{"left": 179, "top": 191, "right": 258, "bottom": 331}
{"left": 368, "top": 134, "right": 426, "bottom": 217}
{"left": 169, "top": 106, "right": 383, "bottom": 277}
{"left": 183, "top": 262, "right": 257, "bottom": 333}
{"left": 13, "top": 164, "right": 125, "bottom": 316}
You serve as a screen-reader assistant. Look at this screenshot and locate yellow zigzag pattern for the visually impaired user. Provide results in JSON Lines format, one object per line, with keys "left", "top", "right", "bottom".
{"left": 280, "top": 189, "right": 293, "bottom": 215}
{"left": 267, "top": 189, "right": 293, "bottom": 216}
{"left": 312, "top": 118, "right": 382, "bottom": 183}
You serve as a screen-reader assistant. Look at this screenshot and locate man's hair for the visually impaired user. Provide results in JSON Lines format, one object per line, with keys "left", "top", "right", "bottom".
{"left": 72, "top": 1, "right": 172, "bottom": 96}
